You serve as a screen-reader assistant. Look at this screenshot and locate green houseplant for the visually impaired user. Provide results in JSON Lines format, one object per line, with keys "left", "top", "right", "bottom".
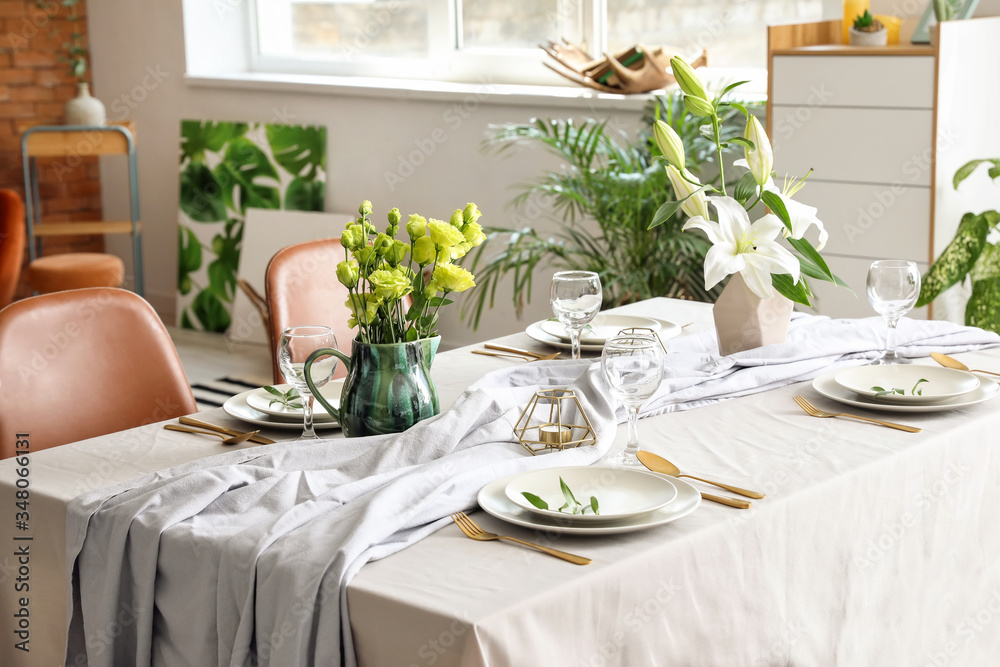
{"left": 465, "top": 91, "right": 750, "bottom": 328}
{"left": 916, "top": 158, "right": 1000, "bottom": 333}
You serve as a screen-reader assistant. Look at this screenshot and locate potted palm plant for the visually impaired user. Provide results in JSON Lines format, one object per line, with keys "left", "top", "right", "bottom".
{"left": 464, "top": 91, "right": 752, "bottom": 328}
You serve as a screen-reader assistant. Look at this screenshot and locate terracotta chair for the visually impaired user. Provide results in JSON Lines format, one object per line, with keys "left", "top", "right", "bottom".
{"left": 0, "top": 189, "right": 26, "bottom": 308}
{"left": 265, "top": 238, "right": 354, "bottom": 384}
{"left": 0, "top": 287, "right": 197, "bottom": 459}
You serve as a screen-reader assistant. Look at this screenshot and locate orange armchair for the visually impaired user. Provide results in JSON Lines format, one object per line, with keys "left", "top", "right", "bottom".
{"left": 0, "top": 189, "right": 26, "bottom": 308}
{"left": 265, "top": 239, "right": 354, "bottom": 384}
{"left": 0, "top": 287, "right": 197, "bottom": 459}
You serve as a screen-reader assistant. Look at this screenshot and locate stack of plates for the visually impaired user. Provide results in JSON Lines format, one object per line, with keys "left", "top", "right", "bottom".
{"left": 812, "top": 364, "right": 1000, "bottom": 413}
{"left": 524, "top": 314, "right": 682, "bottom": 352}
{"left": 222, "top": 379, "right": 344, "bottom": 430}
{"left": 477, "top": 466, "right": 700, "bottom": 535}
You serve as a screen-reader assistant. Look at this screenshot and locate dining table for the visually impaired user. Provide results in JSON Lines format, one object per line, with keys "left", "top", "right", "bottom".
{"left": 3, "top": 296, "right": 1000, "bottom": 666}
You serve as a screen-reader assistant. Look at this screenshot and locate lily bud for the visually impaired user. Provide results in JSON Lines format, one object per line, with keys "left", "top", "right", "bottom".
{"left": 665, "top": 165, "right": 710, "bottom": 220}
{"left": 683, "top": 95, "right": 715, "bottom": 118}
{"left": 744, "top": 115, "right": 773, "bottom": 187}
{"left": 653, "top": 120, "right": 685, "bottom": 170}
{"left": 670, "top": 56, "right": 709, "bottom": 102}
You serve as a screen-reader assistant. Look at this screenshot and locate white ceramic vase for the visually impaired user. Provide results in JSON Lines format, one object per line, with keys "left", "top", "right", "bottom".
{"left": 848, "top": 27, "right": 888, "bottom": 47}
{"left": 64, "top": 82, "right": 106, "bottom": 126}
{"left": 712, "top": 272, "right": 794, "bottom": 356}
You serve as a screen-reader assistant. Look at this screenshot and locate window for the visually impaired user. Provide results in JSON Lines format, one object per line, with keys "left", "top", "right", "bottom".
{"left": 252, "top": 0, "right": 828, "bottom": 85}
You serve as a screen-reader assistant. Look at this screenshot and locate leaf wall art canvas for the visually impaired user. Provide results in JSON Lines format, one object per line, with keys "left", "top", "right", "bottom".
{"left": 176, "top": 120, "right": 327, "bottom": 331}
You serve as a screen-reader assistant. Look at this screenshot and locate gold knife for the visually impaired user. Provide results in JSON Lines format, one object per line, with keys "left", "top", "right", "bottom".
{"left": 179, "top": 416, "right": 276, "bottom": 445}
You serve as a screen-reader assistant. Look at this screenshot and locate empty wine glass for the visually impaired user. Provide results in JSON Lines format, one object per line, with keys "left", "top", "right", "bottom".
{"left": 601, "top": 334, "right": 665, "bottom": 467}
{"left": 867, "top": 259, "right": 921, "bottom": 365}
{"left": 550, "top": 270, "right": 602, "bottom": 360}
{"left": 278, "top": 326, "right": 338, "bottom": 439}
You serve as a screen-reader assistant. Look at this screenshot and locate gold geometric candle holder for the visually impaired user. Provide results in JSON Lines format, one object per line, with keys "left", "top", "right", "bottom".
{"left": 513, "top": 388, "right": 597, "bottom": 455}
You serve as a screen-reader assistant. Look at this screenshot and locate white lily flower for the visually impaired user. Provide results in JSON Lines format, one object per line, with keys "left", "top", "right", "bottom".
{"left": 731, "top": 159, "right": 829, "bottom": 251}
{"left": 682, "top": 196, "right": 800, "bottom": 299}
{"left": 743, "top": 116, "right": 773, "bottom": 186}
{"left": 665, "top": 165, "right": 710, "bottom": 220}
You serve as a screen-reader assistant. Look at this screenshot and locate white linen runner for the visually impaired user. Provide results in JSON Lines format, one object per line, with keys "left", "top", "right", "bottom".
{"left": 64, "top": 314, "right": 999, "bottom": 666}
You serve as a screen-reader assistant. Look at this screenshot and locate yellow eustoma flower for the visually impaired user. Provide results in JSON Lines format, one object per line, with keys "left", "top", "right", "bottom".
{"left": 433, "top": 264, "right": 476, "bottom": 293}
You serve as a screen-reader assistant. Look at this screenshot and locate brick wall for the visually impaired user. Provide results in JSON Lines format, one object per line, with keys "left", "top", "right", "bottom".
{"left": 0, "top": 0, "right": 103, "bottom": 298}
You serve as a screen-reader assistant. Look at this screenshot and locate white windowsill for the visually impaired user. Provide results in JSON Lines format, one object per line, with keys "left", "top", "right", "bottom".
{"left": 184, "top": 71, "right": 674, "bottom": 111}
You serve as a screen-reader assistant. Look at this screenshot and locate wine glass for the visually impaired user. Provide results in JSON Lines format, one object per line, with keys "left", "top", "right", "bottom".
{"left": 867, "top": 260, "right": 921, "bottom": 365}
{"left": 278, "top": 326, "right": 339, "bottom": 439}
{"left": 550, "top": 270, "right": 602, "bottom": 360}
{"left": 601, "top": 334, "right": 665, "bottom": 467}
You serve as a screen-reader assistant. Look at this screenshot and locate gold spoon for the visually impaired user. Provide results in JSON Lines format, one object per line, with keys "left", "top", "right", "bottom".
{"left": 164, "top": 424, "right": 259, "bottom": 445}
{"left": 637, "top": 451, "right": 764, "bottom": 505}
{"left": 930, "top": 352, "right": 1000, "bottom": 377}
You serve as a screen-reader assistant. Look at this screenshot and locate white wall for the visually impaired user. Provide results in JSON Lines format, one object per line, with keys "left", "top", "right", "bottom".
{"left": 88, "top": 1, "right": 654, "bottom": 350}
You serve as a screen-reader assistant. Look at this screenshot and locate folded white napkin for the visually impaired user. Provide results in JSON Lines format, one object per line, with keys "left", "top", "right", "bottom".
{"left": 64, "top": 314, "right": 999, "bottom": 666}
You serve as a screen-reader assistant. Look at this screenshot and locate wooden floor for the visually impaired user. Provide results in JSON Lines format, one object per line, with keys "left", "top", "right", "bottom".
{"left": 167, "top": 326, "right": 273, "bottom": 388}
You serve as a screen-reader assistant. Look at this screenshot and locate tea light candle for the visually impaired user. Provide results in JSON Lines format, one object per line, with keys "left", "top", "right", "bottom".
{"left": 538, "top": 424, "right": 572, "bottom": 444}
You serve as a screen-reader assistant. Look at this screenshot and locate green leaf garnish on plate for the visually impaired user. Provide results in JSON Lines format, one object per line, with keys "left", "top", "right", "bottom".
{"left": 264, "top": 385, "right": 304, "bottom": 410}
{"left": 524, "top": 477, "right": 600, "bottom": 515}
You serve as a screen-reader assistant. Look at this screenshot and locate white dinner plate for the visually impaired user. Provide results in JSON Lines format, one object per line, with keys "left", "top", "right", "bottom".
{"left": 812, "top": 368, "right": 1000, "bottom": 413}
{"left": 223, "top": 389, "right": 341, "bottom": 430}
{"left": 540, "top": 314, "right": 662, "bottom": 345}
{"left": 244, "top": 380, "right": 344, "bottom": 420}
{"left": 834, "top": 365, "right": 980, "bottom": 405}
{"left": 478, "top": 470, "right": 700, "bottom": 535}
{"left": 504, "top": 466, "right": 677, "bottom": 523}
{"left": 526, "top": 317, "right": 682, "bottom": 352}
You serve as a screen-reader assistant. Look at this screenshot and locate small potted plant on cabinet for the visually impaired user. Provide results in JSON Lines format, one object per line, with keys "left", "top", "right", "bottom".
{"left": 849, "top": 10, "right": 888, "bottom": 47}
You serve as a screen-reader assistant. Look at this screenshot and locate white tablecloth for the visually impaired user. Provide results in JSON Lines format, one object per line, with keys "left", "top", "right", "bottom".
{"left": 3, "top": 298, "right": 1000, "bottom": 665}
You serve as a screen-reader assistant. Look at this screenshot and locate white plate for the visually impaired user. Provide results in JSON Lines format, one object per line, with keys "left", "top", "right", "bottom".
{"left": 813, "top": 368, "right": 999, "bottom": 413}
{"left": 223, "top": 389, "right": 341, "bottom": 430}
{"left": 526, "top": 318, "right": 681, "bottom": 352}
{"left": 540, "top": 314, "right": 662, "bottom": 345}
{"left": 504, "top": 466, "right": 677, "bottom": 523}
{"left": 245, "top": 380, "right": 344, "bottom": 420}
{"left": 834, "top": 365, "right": 980, "bottom": 404}
{"left": 478, "top": 470, "right": 700, "bottom": 535}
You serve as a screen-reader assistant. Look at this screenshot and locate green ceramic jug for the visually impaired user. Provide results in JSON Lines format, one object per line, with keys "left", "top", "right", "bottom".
{"left": 304, "top": 336, "right": 440, "bottom": 438}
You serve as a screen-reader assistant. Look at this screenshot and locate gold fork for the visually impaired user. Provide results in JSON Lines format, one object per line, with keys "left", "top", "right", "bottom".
{"left": 450, "top": 512, "right": 591, "bottom": 565}
{"left": 792, "top": 396, "right": 921, "bottom": 433}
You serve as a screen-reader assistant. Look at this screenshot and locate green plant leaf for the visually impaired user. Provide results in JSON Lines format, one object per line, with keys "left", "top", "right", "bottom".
{"left": 284, "top": 177, "right": 324, "bottom": 211}
{"left": 214, "top": 138, "right": 281, "bottom": 214}
{"left": 267, "top": 124, "right": 326, "bottom": 180}
{"left": 788, "top": 237, "right": 836, "bottom": 282}
{"left": 177, "top": 226, "right": 202, "bottom": 295}
{"left": 733, "top": 171, "right": 758, "bottom": 204}
{"left": 771, "top": 273, "right": 813, "bottom": 306}
{"left": 760, "top": 190, "right": 792, "bottom": 232}
{"left": 966, "top": 276, "right": 1000, "bottom": 333}
{"left": 190, "top": 289, "right": 231, "bottom": 332}
{"left": 590, "top": 496, "right": 599, "bottom": 515}
{"left": 559, "top": 477, "right": 580, "bottom": 507}
{"left": 263, "top": 385, "right": 283, "bottom": 397}
{"left": 521, "top": 492, "right": 548, "bottom": 510}
{"left": 180, "top": 120, "right": 247, "bottom": 163}
{"left": 917, "top": 212, "right": 990, "bottom": 307}
{"left": 726, "top": 137, "right": 755, "bottom": 152}
{"left": 179, "top": 163, "right": 226, "bottom": 222}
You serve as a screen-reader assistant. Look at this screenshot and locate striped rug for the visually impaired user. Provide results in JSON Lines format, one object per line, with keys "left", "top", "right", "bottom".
{"left": 191, "top": 377, "right": 262, "bottom": 412}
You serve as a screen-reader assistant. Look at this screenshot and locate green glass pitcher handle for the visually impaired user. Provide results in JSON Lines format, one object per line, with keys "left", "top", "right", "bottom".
{"left": 304, "top": 347, "right": 351, "bottom": 420}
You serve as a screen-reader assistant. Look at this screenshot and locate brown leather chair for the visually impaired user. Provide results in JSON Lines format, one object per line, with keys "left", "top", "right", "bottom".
{"left": 0, "top": 189, "right": 26, "bottom": 308}
{"left": 0, "top": 287, "right": 197, "bottom": 459}
{"left": 265, "top": 238, "right": 354, "bottom": 383}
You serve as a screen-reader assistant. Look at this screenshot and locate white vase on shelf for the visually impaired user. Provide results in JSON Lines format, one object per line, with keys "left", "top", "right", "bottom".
{"left": 64, "top": 82, "right": 106, "bottom": 126}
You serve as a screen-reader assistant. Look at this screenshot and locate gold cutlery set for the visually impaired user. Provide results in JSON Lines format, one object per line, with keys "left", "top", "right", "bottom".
{"left": 472, "top": 344, "right": 561, "bottom": 361}
{"left": 163, "top": 416, "right": 275, "bottom": 445}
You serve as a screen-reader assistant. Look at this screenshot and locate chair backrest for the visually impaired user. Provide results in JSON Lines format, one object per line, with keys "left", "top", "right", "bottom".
{"left": 265, "top": 238, "right": 354, "bottom": 384}
{"left": 0, "top": 189, "right": 26, "bottom": 308}
{"left": 0, "top": 287, "right": 197, "bottom": 459}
